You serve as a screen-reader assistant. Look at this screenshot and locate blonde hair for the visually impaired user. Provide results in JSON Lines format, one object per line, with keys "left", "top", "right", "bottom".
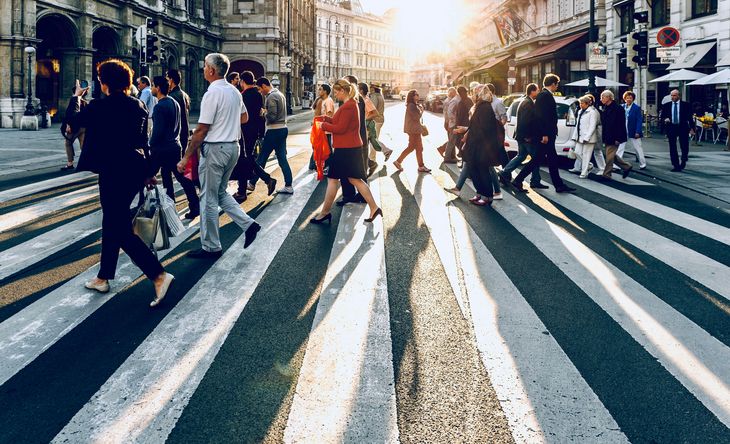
{"left": 333, "top": 79, "right": 356, "bottom": 101}
{"left": 579, "top": 95, "right": 593, "bottom": 105}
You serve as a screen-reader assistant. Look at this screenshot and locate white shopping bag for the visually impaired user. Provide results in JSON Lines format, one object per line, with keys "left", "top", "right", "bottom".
{"left": 157, "top": 186, "right": 186, "bottom": 237}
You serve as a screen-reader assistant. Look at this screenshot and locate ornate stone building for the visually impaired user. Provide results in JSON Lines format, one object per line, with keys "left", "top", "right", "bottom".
{"left": 219, "top": 0, "right": 316, "bottom": 106}
{"left": 0, "top": 0, "right": 222, "bottom": 127}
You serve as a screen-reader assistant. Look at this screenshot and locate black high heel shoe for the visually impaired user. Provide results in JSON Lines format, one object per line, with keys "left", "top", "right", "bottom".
{"left": 310, "top": 213, "right": 332, "bottom": 224}
{"left": 365, "top": 208, "right": 383, "bottom": 223}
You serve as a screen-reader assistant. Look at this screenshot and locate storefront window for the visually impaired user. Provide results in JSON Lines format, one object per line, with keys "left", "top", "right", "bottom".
{"left": 691, "top": 0, "right": 717, "bottom": 18}
{"left": 651, "top": 0, "right": 670, "bottom": 27}
{"left": 615, "top": 2, "right": 634, "bottom": 36}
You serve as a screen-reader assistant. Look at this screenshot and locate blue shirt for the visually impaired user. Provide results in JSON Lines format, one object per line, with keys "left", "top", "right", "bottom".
{"left": 139, "top": 86, "right": 157, "bottom": 117}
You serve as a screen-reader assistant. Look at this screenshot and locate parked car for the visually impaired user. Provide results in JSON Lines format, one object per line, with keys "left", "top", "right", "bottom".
{"left": 425, "top": 91, "right": 448, "bottom": 113}
{"left": 504, "top": 95, "right": 578, "bottom": 158}
{"left": 501, "top": 93, "right": 523, "bottom": 109}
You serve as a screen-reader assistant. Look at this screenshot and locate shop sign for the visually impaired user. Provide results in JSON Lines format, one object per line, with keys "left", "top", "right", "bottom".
{"left": 587, "top": 43, "right": 608, "bottom": 71}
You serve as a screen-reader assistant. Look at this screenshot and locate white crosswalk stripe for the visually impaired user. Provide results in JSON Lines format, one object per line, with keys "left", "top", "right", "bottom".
{"left": 2, "top": 151, "right": 730, "bottom": 442}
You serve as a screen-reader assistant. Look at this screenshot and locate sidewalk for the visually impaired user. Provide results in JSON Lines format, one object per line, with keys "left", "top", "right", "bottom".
{"left": 623, "top": 133, "right": 730, "bottom": 204}
{"left": 0, "top": 107, "right": 315, "bottom": 179}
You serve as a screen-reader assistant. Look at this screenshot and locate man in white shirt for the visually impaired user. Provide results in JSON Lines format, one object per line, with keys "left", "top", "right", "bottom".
{"left": 137, "top": 76, "right": 157, "bottom": 136}
{"left": 177, "top": 53, "right": 260, "bottom": 258}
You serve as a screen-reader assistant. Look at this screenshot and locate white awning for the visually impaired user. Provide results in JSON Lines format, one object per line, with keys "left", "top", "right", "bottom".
{"left": 668, "top": 42, "right": 715, "bottom": 70}
{"left": 717, "top": 51, "right": 730, "bottom": 67}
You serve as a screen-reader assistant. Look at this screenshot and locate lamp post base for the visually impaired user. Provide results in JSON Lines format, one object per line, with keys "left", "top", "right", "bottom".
{"left": 20, "top": 115, "right": 39, "bottom": 131}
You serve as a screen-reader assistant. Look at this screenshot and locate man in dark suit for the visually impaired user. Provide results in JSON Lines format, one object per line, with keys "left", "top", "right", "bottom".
{"left": 534, "top": 74, "right": 575, "bottom": 193}
{"left": 599, "top": 90, "right": 631, "bottom": 179}
{"left": 660, "top": 89, "right": 695, "bottom": 171}
{"left": 166, "top": 69, "right": 191, "bottom": 152}
{"left": 504, "top": 83, "right": 543, "bottom": 191}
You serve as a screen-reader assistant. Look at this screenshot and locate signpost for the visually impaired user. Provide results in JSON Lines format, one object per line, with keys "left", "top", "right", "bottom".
{"left": 657, "top": 27, "right": 680, "bottom": 48}
{"left": 280, "top": 56, "right": 292, "bottom": 73}
{"left": 657, "top": 47, "right": 681, "bottom": 64}
{"left": 271, "top": 74, "right": 281, "bottom": 88}
{"left": 587, "top": 43, "right": 608, "bottom": 71}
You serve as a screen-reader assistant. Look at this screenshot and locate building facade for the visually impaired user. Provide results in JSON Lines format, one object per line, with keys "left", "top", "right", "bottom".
{"left": 315, "top": 0, "right": 405, "bottom": 91}
{"left": 0, "top": 0, "right": 222, "bottom": 128}
{"left": 219, "top": 0, "right": 316, "bottom": 107}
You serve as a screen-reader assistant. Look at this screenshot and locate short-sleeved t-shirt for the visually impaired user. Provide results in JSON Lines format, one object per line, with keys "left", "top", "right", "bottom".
{"left": 363, "top": 96, "right": 377, "bottom": 120}
{"left": 198, "top": 79, "right": 247, "bottom": 143}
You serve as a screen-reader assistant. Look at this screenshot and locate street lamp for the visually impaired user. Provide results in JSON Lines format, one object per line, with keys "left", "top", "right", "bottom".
{"left": 334, "top": 20, "right": 341, "bottom": 80}
{"left": 286, "top": 0, "right": 293, "bottom": 115}
{"left": 24, "top": 46, "right": 36, "bottom": 116}
{"left": 588, "top": 0, "right": 597, "bottom": 96}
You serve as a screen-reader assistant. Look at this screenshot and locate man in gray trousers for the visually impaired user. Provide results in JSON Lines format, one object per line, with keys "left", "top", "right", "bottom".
{"left": 177, "top": 53, "right": 261, "bottom": 259}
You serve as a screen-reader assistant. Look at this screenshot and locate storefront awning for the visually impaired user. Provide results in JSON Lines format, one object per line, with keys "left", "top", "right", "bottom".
{"left": 717, "top": 51, "right": 730, "bottom": 68}
{"left": 668, "top": 42, "right": 715, "bottom": 70}
{"left": 518, "top": 32, "right": 588, "bottom": 63}
{"left": 472, "top": 55, "right": 511, "bottom": 74}
{"left": 453, "top": 71, "right": 465, "bottom": 83}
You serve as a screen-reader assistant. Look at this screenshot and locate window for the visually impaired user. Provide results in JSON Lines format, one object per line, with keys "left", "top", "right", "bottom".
{"left": 651, "top": 0, "right": 670, "bottom": 26}
{"left": 691, "top": 0, "right": 717, "bottom": 17}
{"left": 615, "top": 2, "right": 634, "bottom": 36}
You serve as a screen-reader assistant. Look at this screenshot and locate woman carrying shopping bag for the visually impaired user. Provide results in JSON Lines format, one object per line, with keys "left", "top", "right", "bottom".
{"left": 393, "top": 90, "right": 431, "bottom": 173}
{"left": 68, "top": 59, "right": 174, "bottom": 308}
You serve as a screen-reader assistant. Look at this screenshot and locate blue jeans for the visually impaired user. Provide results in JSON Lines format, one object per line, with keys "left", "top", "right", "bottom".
{"left": 512, "top": 141, "right": 543, "bottom": 186}
{"left": 253, "top": 127, "right": 292, "bottom": 186}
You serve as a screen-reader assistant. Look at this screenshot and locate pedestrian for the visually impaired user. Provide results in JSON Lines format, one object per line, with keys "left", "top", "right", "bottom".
{"left": 660, "top": 89, "right": 695, "bottom": 172}
{"left": 137, "top": 76, "right": 157, "bottom": 136}
{"left": 456, "top": 85, "right": 502, "bottom": 206}
{"left": 370, "top": 83, "right": 386, "bottom": 138}
{"left": 359, "top": 82, "right": 393, "bottom": 172}
{"left": 69, "top": 59, "right": 174, "bottom": 307}
{"left": 231, "top": 71, "right": 277, "bottom": 202}
{"left": 486, "top": 83, "right": 508, "bottom": 152}
{"left": 308, "top": 83, "right": 336, "bottom": 170}
{"left": 599, "top": 90, "right": 632, "bottom": 180}
{"left": 454, "top": 86, "right": 473, "bottom": 158}
{"left": 226, "top": 71, "right": 240, "bottom": 91}
{"left": 60, "top": 82, "right": 88, "bottom": 170}
{"left": 310, "top": 79, "right": 382, "bottom": 224}
{"left": 500, "top": 83, "right": 542, "bottom": 191}
{"left": 570, "top": 95, "right": 600, "bottom": 178}
{"left": 393, "top": 89, "right": 431, "bottom": 173}
{"left": 166, "top": 69, "right": 192, "bottom": 154}
{"left": 337, "top": 74, "right": 374, "bottom": 205}
{"left": 149, "top": 76, "right": 200, "bottom": 218}
{"left": 250, "top": 77, "right": 294, "bottom": 194}
{"left": 177, "top": 53, "right": 261, "bottom": 259}
{"left": 523, "top": 74, "right": 575, "bottom": 192}
{"left": 438, "top": 87, "right": 459, "bottom": 163}
{"left": 619, "top": 91, "right": 647, "bottom": 169}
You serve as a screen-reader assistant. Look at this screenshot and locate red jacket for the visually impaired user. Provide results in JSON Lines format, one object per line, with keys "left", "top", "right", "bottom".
{"left": 321, "top": 99, "right": 363, "bottom": 149}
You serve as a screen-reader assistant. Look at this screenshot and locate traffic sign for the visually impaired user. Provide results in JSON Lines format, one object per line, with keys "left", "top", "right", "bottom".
{"left": 657, "top": 27, "right": 680, "bottom": 48}
{"left": 280, "top": 56, "right": 292, "bottom": 73}
{"left": 507, "top": 78, "right": 516, "bottom": 86}
{"left": 271, "top": 74, "right": 281, "bottom": 88}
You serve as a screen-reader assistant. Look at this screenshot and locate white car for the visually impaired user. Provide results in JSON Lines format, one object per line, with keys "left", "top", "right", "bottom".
{"left": 504, "top": 96, "right": 578, "bottom": 157}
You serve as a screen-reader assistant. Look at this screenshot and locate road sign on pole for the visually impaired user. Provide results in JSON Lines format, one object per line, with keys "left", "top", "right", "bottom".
{"left": 271, "top": 74, "right": 281, "bottom": 88}
{"left": 657, "top": 27, "right": 680, "bottom": 48}
{"left": 280, "top": 56, "right": 292, "bottom": 73}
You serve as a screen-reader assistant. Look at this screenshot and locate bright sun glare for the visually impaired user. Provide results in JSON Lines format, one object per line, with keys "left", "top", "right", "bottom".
{"left": 387, "top": 0, "right": 472, "bottom": 59}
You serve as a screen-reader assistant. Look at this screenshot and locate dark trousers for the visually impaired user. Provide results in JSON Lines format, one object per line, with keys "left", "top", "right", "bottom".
{"left": 514, "top": 139, "right": 564, "bottom": 187}
{"left": 98, "top": 172, "right": 165, "bottom": 281}
{"left": 667, "top": 125, "right": 690, "bottom": 168}
{"left": 253, "top": 127, "right": 292, "bottom": 186}
{"left": 238, "top": 133, "right": 271, "bottom": 192}
{"left": 157, "top": 150, "right": 199, "bottom": 213}
{"left": 470, "top": 165, "right": 498, "bottom": 198}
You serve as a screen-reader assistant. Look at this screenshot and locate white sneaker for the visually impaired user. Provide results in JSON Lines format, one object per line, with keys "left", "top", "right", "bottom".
{"left": 278, "top": 186, "right": 294, "bottom": 194}
{"left": 84, "top": 279, "right": 110, "bottom": 293}
{"left": 579, "top": 173, "right": 589, "bottom": 179}
{"left": 150, "top": 273, "right": 175, "bottom": 308}
{"left": 492, "top": 193, "right": 504, "bottom": 200}
{"left": 568, "top": 168, "right": 580, "bottom": 174}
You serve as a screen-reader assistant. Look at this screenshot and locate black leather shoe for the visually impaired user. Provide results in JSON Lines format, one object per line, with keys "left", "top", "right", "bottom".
{"left": 511, "top": 180, "right": 527, "bottom": 192}
{"left": 244, "top": 222, "right": 261, "bottom": 249}
{"left": 670, "top": 167, "right": 682, "bottom": 172}
{"left": 622, "top": 166, "right": 632, "bottom": 179}
{"left": 555, "top": 185, "right": 576, "bottom": 193}
{"left": 531, "top": 183, "right": 549, "bottom": 189}
{"left": 267, "top": 178, "right": 277, "bottom": 196}
{"left": 187, "top": 248, "right": 222, "bottom": 259}
{"left": 310, "top": 213, "right": 332, "bottom": 224}
{"left": 184, "top": 211, "right": 200, "bottom": 220}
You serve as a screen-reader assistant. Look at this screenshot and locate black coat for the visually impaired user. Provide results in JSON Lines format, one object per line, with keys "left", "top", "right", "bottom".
{"left": 70, "top": 92, "right": 151, "bottom": 177}
{"left": 463, "top": 101, "right": 503, "bottom": 168}
{"left": 168, "top": 86, "right": 191, "bottom": 146}
{"left": 515, "top": 98, "right": 539, "bottom": 143}
{"left": 660, "top": 100, "right": 694, "bottom": 132}
{"left": 535, "top": 88, "right": 558, "bottom": 138}
{"left": 61, "top": 96, "right": 87, "bottom": 140}
{"left": 601, "top": 101, "right": 628, "bottom": 145}
{"left": 241, "top": 86, "right": 265, "bottom": 141}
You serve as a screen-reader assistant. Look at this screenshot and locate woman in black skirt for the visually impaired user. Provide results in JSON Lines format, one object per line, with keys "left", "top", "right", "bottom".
{"left": 310, "top": 79, "right": 382, "bottom": 224}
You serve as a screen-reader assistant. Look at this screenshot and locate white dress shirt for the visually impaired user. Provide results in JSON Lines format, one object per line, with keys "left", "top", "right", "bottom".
{"left": 198, "top": 79, "right": 247, "bottom": 143}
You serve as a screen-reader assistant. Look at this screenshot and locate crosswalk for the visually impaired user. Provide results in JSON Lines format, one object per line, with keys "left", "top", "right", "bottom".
{"left": 1, "top": 133, "right": 730, "bottom": 443}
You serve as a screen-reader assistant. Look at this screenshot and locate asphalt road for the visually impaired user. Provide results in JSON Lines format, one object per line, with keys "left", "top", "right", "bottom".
{"left": 1, "top": 102, "right": 729, "bottom": 443}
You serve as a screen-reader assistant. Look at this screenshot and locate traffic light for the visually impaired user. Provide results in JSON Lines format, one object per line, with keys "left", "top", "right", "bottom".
{"left": 633, "top": 11, "right": 649, "bottom": 24}
{"left": 621, "top": 35, "right": 637, "bottom": 68}
{"left": 145, "top": 18, "right": 159, "bottom": 64}
{"left": 632, "top": 30, "right": 649, "bottom": 66}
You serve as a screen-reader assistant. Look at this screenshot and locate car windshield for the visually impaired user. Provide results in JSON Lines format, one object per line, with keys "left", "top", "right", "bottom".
{"left": 509, "top": 99, "right": 577, "bottom": 124}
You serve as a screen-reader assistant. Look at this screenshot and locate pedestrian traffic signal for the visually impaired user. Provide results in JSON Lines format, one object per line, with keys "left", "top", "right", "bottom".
{"left": 632, "top": 30, "right": 649, "bottom": 66}
{"left": 145, "top": 18, "right": 159, "bottom": 64}
{"left": 620, "top": 35, "right": 637, "bottom": 69}
{"left": 633, "top": 11, "right": 649, "bottom": 24}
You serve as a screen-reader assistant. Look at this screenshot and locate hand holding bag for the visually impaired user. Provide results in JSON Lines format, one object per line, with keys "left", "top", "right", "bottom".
{"left": 133, "top": 187, "right": 169, "bottom": 252}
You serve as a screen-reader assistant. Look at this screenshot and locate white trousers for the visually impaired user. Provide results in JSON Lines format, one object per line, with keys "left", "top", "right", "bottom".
{"left": 618, "top": 138, "right": 647, "bottom": 167}
{"left": 574, "top": 142, "right": 596, "bottom": 176}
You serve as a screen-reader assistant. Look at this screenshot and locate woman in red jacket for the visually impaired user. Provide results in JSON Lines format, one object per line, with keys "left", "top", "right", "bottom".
{"left": 311, "top": 79, "right": 382, "bottom": 224}
{"left": 393, "top": 89, "right": 430, "bottom": 173}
